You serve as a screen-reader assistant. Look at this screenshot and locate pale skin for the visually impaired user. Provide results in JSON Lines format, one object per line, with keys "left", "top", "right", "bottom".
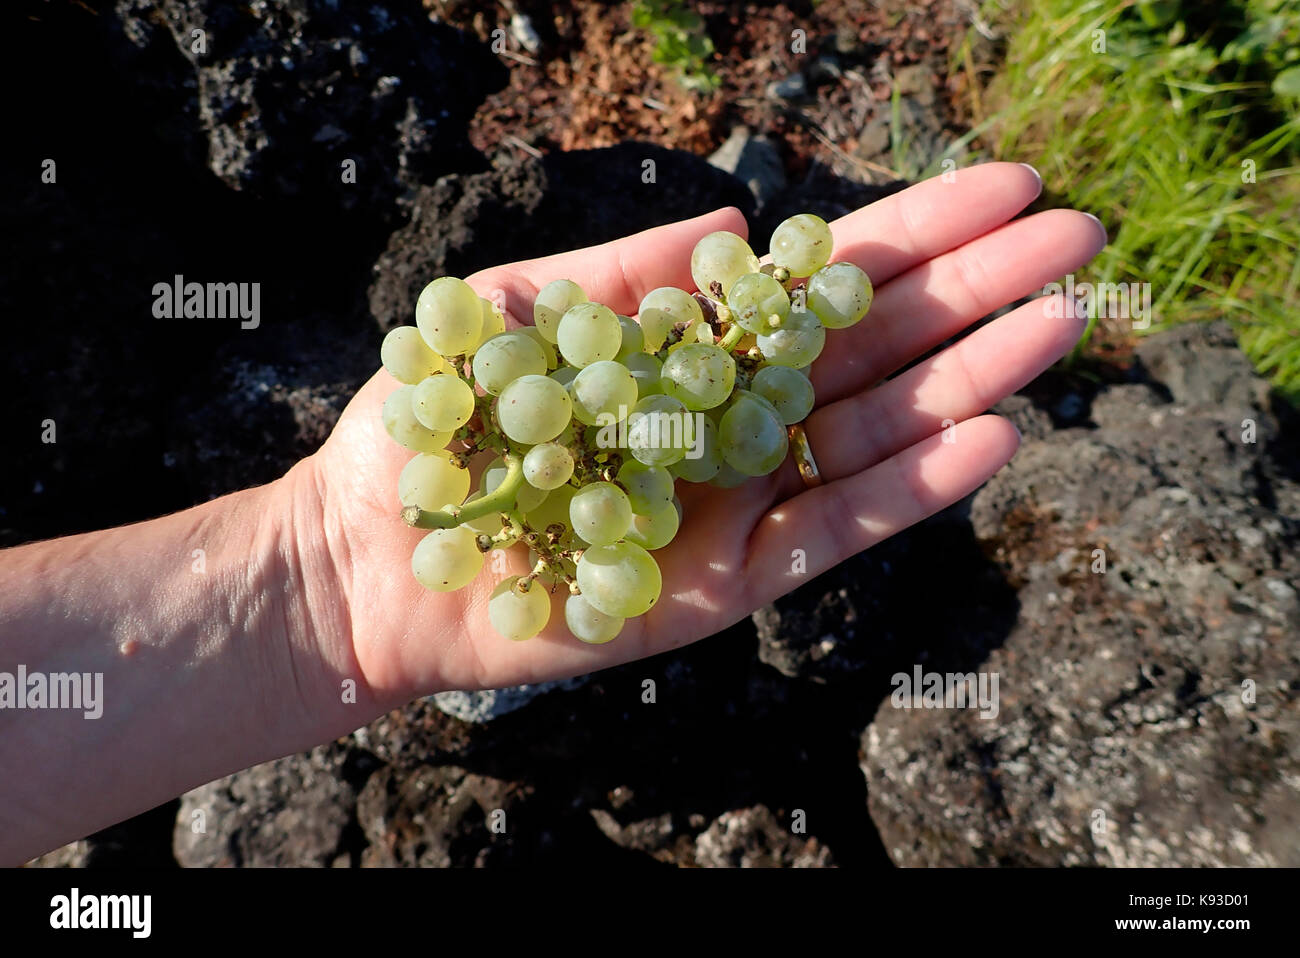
{"left": 0, "top": 163, "right": 1105, "bottom": 864}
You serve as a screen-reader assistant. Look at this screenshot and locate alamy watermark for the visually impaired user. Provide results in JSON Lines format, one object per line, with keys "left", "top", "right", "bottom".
{"left": 0, "top": 665, "right": 103, "bottom": 719}
{"left": 592, "top": 406, "right": 705, "bottom": 460}
{"left": 152, "top": 274, "right": 260, "bottom": 329}
{"left": 1044, "top": 274, "right": 1152, "bottom": 329}
{"left": 50, "top": 889, "right": 150, "bottom": 938}
{"left": 890, "top": 665, "right": 999, "bottom": 719}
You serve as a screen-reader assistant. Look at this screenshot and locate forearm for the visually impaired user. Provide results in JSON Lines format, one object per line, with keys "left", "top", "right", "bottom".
{"left": 0, "top": 459, "right": 365, "bottom": 865}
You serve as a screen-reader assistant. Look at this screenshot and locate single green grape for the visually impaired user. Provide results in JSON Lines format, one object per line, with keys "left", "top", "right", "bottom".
{"left": 381, "top": 326, "right": 450, "bottom": 384}
{"left": 719, "top": 394, "right": 789, "bottom": 476}
{"left": 623, "top": 499, "right": 680, "bottom": 551}
{"left": 690, "top": 231, "right": 761, "bottom": 298}
{"left": 806, "top": 261, "right": 874, "bottom": 329}
{"left": 668, "top": 413, "right": 721, "bottom": 482}
{"left": 564, "top": 593, "right": 624, "bottom": 645}
{"left": 637, "top": 287, "right": 704, "bottom": 352}
{"left": 412, "top": 373, "right": 476, "bottom": 432}
{"left": 751, "top": 364, "right": 816, "bottom": 424}
{"left": 534, "top": 279, "right": 587, "bottom": 344}
{"left": 569, "top": 482, "right": 633, "bottom": 547}
{"left": 570, "top": 360, "right": 638, "bottom": 426}
{"left": 382, "top": 385, "right": 453, "bottom": 454}
{"left": 472, "top": 331, "right": 548, "bottom": 395}
{"left": 626, "top": 394, "right": 692, "bottom": 467}
{"left": 398, "top": 451, "right": 471, "bottom": 511}
{"left": 660, "top": 343, "right": 736, "bottom": 411}
{"left": 727, "top": 272, "right": 791, "bottom": 334}
{"left": 523, "top": 442, "right": 575, "bottom": 491}
{"left": 412, "top": 526, "right": 482, "bottom": 592}
{"left": 496, "top": 374, "right": 573, "bottom": 444}
{"left": 770, "top": 213, "right": 834, "bottom": 276}
{"left": 616, "top": 460, "right": 674, "bottom": 514}
{"left": 615, "top": 314, "right": 645, "bottom": 359}
{"left": 576, "top": 542, "right": 662, "bottom": 618}
{"left": 557, "top": 302, "right": 621, "bottom": 368}
{"left": 756, "top": 307, "right": 826, "bottom": 368}
{"left": 488, "top": 576, "right": 551, "bottom": 641}
{"left": 415, "top": 277, "right": 483, "bottom": 356}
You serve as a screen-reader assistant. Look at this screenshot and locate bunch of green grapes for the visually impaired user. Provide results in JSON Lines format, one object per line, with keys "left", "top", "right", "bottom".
{"left": 378, "top": 214, "right": 873, "bottom": 645}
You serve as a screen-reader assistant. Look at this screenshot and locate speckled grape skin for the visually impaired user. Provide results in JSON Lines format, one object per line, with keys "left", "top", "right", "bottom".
{"left": 690, "top": 231, "right": 760, "bottom": 298}
{"left": 807, "top": 261, "right": 874, "bottom": 329}
{"left": 770, "top": 213, "right": 834, "bottom": 276}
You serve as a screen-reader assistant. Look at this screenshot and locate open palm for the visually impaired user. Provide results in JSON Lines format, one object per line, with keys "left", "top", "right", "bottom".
{"left": 302, "top": 163, "right": 1105, "bottom": 708}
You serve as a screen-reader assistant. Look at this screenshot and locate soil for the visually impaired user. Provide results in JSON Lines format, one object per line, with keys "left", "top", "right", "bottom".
{"left": 429, "top": 0, "right": 995, "bottom": 183}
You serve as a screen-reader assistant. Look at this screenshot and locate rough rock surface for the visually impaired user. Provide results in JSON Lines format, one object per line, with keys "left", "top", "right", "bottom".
{"left": 431, "top": 679, "right": 589, "bottom": 724}
{"left": 111, "top": 0, "right": 506, "bottom": 217}
{"left": 173, "top": 747, "right": 360, "bottom": 867}
{"left": 863, "top": 323, "right": 1300, "bottom": 866}
{"left": 708, "top": 126, "right": 787, "bottom": 213}
{"left": 368, "top": 144, "right": 757, "bottom": 329}
{"left": 692, "top": 806, "right": 834, "bottom": 868}
{"left": 356, "top": 764, "right": 528, "bottom": 867}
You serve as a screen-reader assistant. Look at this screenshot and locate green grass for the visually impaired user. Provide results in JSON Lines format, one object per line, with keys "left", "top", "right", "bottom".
{"left": 967, "top": 0, "right": 1300, "bottom": 401}
{"left": 631, "top": 0, "right": 719, "bottom": 93}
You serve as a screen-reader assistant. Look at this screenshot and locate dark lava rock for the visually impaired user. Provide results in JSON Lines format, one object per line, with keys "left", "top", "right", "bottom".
{"left": 368, "top": 144, "right": 757, "bottom": 329}
{"left": 708, "top": 126, "right": 787, "bottom": 213}
{"left": 863, "top": 323, "right": 1300, "bottom": 866}
{"left": 751, "top": 501, "right": 1019, "bottom": 688}
{"left": 356, "top": 764, "right": 529, "bottom": 867}
{"left": 692, "top": 806, "right": 834, "bottom": 868}
{"left": 111, "top": 0, "right": 506, "bottom": 218}
{"left": 1, "top": 0, "right": 490, "bottom": 541}
{"left": 316, "top": 620, "right": 875, "bottom": 867}
{"left": 591, "top": 803, "right": 834, "bottom": 867}
{"left": 174, "top": 747, "right": 358, "bottom": 867}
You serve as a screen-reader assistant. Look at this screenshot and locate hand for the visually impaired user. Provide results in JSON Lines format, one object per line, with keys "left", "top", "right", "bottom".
{"left": 298, "top": 162, "right": 1106, "bottom": 709}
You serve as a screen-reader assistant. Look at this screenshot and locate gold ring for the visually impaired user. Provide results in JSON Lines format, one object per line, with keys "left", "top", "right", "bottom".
{"left": 788, "top": 423, "right": 823, "bottom": 488}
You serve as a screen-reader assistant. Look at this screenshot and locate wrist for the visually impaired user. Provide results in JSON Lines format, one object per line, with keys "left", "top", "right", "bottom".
{"left": 0, "top": 462, "right": 366, "bottom": 863}
{"left": 253, "top": 454, "right": 377, "bottom": 748}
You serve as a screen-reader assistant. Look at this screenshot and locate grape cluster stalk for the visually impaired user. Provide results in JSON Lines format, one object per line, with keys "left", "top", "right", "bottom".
{"left": 379, "top": 214, "right": 874, "bottom": 644}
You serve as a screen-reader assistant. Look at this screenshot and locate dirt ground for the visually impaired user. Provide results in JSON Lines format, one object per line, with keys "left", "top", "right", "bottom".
{"left": 428, "top": 0, "right": 996, "bottom": 182}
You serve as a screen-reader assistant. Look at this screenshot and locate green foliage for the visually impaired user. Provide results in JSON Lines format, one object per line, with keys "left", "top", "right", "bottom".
{"left": 974, "top": 0, "right": 1300, "bottom": 401}
{"left": 631, "top": 0, "right": 720, "bottom": 92}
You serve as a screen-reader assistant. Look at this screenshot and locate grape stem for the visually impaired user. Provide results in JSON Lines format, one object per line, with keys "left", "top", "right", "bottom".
{"left": 718, "top": 323, "right": 746, "bottom": 353}
{"left": 403, "top": 453, "right": 526, "bottom": 529}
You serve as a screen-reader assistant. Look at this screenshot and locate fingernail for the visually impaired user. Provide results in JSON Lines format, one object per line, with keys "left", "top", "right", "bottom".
{"left": 1018, "top": 162, "right": 1042, "bottom": 189}
{"left": 1083, "top": 211, "right": 1108, "bottom": 244}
